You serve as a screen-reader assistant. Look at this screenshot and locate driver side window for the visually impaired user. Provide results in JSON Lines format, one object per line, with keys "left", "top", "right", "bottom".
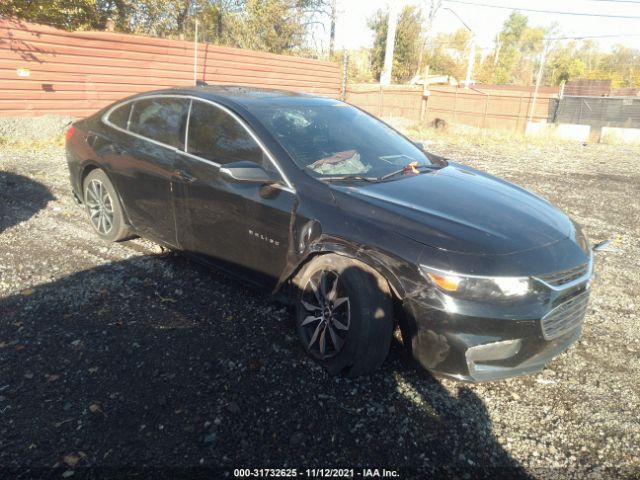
{"left": 187, "top": 100, "right": 273, "bottom": 173}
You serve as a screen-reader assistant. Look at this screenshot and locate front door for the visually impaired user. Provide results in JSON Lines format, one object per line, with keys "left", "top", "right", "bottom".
{"left": 173, "top": 99, "right": 294, "bottom": 289}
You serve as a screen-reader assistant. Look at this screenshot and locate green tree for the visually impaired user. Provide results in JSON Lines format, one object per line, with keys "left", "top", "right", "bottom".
{"left": 543, "top": 40, "right": 640, "bottom": 89}
{"left": 545, "top": 42, "right": 587, "bottom": 85}
{"left": 2, "top": 0, "right": 332, "bottom": 54}
{"left": 423, "top": 28, "right": 472, "bottom": 83}
{"left": 1, "top": 0, "right": 102, "bottom": 30}
{"left": 598, "top": 45, "right": 640, "bottom": 88}
{"left": 492, "top": 12, "right": 545, "bottom": 85}
{"left": 123, "top": 0, "right": 192, "bottom": 36}
{"left": 369, "top": 5, "right": 423, "bottom": 82}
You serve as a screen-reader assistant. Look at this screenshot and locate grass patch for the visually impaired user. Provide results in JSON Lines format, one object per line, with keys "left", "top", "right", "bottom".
{"left": 397, "top": 121, "right": 640, "bottom": 147}
{"left": 398, "top": 122, "right": 582, "bottom": 148}
{"left": 0, "top": 134, "right": 65, "bottom": 150}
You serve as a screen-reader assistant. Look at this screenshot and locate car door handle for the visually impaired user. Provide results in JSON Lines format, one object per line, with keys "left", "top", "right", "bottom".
{"left": 175, "top": 170, "right": 196, "bottom": 183}
{"left": 111, "top": 144, "right": 129, "bottom": 155}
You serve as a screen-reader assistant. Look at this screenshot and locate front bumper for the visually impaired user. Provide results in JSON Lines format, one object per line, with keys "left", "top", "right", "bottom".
{"left": 403, "top": 288, "right": 589, "bottom": 382}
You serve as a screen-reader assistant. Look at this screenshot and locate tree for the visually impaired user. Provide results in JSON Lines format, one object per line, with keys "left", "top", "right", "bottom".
{"left": 1, "top": 0, "right": 102, "bottom": 30}
{"left": 545, "top": 42, "right": 587, "bottom": 85}
{"left": 123, "top": 0, "right": 192, "bottom": 36}
{"left": 423, "top": 28, "right": 473, "bottom": 83}
{"left": 369, "top": 5, "right": 423, "bottom": 83}
{"left": 228, "top": 0, "right": 314, "bottom": 53}
{"left": 598, "top": 45, "right": 640, "bottom": 88}
{"left": 542, "top": 40, "right": 640, "bottom": 88}
{"left": 484, "top": 13, "right": 548, "bottom": 85}
{"left": 0, "top": 0, "right": 190, "bottom": 32}
{"left": 1, "top": 0, "right": 333, "bottom": 55}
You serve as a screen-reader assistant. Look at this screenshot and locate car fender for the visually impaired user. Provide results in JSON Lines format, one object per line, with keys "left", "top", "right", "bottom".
{"left": 78, "top": 159, "right": 135, "bottom": 228}
{"left": 279, "top": 233, "right": 408, "bottom": 301}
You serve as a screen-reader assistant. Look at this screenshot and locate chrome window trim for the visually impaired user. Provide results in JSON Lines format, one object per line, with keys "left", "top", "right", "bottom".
{"left": 184, "top": 98, "right": 193, "bottom": 152}
{"left": 179, "top": 149, "right": 220, "bottom": 168}
{"left": 103, "top": 100, "right": 180, "bottom": 153}
{"left": 102, "top": 94, "right": 295, "bottom": 192}
{"left": 126, "top": 102, "right": 134, "bottom": 130}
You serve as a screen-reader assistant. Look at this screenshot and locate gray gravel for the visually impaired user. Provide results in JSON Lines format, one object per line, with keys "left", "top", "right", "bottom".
{"left": 0, "top": 137, "right": 639, "bottom": 478}
{"left": 0, "top": 115, "right": 74, "bottom": 141}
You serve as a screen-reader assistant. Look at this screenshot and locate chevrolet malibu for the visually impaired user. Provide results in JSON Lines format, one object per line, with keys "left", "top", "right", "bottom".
{"left": 65, "top": 86, "right": 594, "bottom": 381}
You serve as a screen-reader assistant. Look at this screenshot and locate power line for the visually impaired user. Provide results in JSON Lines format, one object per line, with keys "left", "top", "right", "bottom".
{"left": 443, "top": 0, "right": 640, "bottom": 18}
{"left": 424, "top": 33, "right": 640, "bottom": 49}
{"left": 585, "top": 0, "right": 640, "bottom": 4}
{"left": 549, "top": 33, "right": 640, "bottom": 39}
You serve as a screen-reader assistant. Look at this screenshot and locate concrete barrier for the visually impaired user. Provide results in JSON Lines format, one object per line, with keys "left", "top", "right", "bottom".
{"left": 556, "top": 124, "right": 591, "bottom": 142}
{"left": 601, "top": 127, "right": 640, "bottom": 144}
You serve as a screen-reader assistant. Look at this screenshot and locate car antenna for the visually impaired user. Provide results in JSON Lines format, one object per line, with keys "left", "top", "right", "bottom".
{"left": 196, "top": 80, "right": 208, "bottom": 87}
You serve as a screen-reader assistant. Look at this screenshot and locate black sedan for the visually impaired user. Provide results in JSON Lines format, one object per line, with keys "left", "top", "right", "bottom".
{"left": 65, "top": 86, "right": 593, "bottom": 381}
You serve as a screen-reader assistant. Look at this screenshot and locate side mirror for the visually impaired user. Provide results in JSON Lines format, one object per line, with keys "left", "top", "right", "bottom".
{"left": 219, "top": 160, "right": 278, "bottom": 184}
{"left": 412, "top": 140, "right": 426, "bottom": 151}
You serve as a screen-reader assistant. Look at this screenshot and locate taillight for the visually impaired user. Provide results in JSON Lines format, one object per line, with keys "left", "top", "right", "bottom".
{"left": 65, "top": 125, "right": 75, "bottom": 141}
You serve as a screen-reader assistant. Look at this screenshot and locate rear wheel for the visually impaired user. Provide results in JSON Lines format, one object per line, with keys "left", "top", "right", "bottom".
{"left": 294, "top": 254, "right": 394, "bottom": 377}
{"left": 83, "top": 169, "right": 131, "bottom": 242}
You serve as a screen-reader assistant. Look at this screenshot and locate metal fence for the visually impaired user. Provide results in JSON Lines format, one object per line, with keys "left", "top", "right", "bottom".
{"left": 550, "top": 96, "right": 640, "bottom": 129}
{"left": 423, "top": 86, "right": 555, "bottom": 132}
{"left": 0, "top": 18, "right": 341, "bottom": 117}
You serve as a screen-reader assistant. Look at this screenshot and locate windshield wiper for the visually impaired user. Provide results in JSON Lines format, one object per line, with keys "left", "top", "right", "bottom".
{"left": 380, "top": 163, "right": 444, "bottom": 181}
{"left": 319, "top": 174, "right": 381, "bottom": 183}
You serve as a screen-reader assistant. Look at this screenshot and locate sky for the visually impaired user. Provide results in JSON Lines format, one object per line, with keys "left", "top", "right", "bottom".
{"left": 319, "top": 0, "right": 640, "bottom": 54}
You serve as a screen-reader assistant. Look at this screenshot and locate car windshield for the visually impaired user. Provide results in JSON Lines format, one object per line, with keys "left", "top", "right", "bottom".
{"left": 252, "top": 104, "right": 434, "bottom": 180}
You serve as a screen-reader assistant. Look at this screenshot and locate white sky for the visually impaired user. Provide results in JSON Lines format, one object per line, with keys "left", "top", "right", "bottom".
{"left": 321, "top": 0, "right": 640, "bottom": 53}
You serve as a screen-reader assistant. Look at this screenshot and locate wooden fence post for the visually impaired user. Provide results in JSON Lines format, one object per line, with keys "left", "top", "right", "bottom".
{"left": 453, "top": 88, "right": 458, "bottom": 124}
{"left": 483, "top": 93, "right": 489, "bottom": 130}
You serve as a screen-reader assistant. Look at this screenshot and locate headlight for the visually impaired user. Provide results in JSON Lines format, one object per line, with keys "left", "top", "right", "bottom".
{"left": 420, "top": 265, "right": 532, "bottom": 301}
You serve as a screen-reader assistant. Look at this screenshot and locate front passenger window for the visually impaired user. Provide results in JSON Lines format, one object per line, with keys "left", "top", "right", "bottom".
{"left": 187, "top": 101, "right": 265, "bottom": 166}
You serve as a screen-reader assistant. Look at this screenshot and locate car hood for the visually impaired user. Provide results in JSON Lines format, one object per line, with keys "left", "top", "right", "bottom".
{"left": 329, "top": 162, "right": 575, "bottom": 255}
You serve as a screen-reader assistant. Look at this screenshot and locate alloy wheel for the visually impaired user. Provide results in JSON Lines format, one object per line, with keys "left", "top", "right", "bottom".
{"left": 85, "top": 179, "right": 114, "bottom": 235}
{"left": 300, "top": 269, "right": 351, "bottom": 359}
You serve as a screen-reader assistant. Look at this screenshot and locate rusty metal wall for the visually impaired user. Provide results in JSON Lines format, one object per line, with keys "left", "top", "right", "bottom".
{"left": 0, "top": 18, "right": 341, "bottom": 117}
{"left": 346, "top": 84, "right": 558, "bottom": 132}
{"left": 424, "top": 86, "right": 557, "bottom": 132}
{"left": 346, "top": 84, "right": 424, "bottom": 122}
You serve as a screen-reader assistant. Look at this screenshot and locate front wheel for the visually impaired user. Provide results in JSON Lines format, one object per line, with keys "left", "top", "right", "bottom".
{"left": 294, "top": 254, "right": 394, "bottom": 377}
{"left": 83, "top": 169, "right": 131, "bottom": 242}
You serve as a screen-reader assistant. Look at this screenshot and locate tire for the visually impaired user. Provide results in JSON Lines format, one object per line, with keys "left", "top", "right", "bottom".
{"left": 294, "top": 254, "right": 394, "bottom": 377}
{"left": 82, "top": 169, "right": 131, "bottom": 242}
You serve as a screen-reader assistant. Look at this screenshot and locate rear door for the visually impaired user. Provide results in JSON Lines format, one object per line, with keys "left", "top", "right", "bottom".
{"left": 107, "top": 96, "right": 189, "bottom": 246}
{"left": 174, "top": 99, "right": 295, "bottom": 288}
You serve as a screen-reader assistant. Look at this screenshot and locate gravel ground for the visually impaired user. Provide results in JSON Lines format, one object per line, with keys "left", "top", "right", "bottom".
{"left": 1, "top": 137, "right": 639, "bottom": 479}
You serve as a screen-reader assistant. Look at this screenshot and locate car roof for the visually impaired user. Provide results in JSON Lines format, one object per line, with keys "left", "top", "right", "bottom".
{"left": 136, "top": 85, "right": 343, "bottom": 109}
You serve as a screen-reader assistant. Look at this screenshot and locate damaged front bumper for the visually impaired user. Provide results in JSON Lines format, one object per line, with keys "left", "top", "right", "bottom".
{"left": 402, "top": 289, "right": 589, "bottom": 382}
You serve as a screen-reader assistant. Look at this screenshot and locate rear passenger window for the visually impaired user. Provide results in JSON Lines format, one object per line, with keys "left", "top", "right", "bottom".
{"left": 187, "top": 100, "right": 264, "bottom": 165}
{"left": 107, "top": 103, "right": 131, "bottom": 129}
{"left": 129, "top": 97, "right": 188, "bottom": 148}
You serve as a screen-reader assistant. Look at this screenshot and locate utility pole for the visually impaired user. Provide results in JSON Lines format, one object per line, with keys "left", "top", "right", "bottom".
{"left": 329, "top": 0, "right": 337, "bottom": 58}
{"left": 341, "top": 50, "right": 349, "bottom": 101}
{"left": 464, "top": 37, "right": 476, "bottom": 89}
{"left": 193, "top": 19, "right": 198, "bottom": 85}
{"left": 443, "top": 7, "right": 475, "bottom": 88}
{"left": 528, "top": 41, "right": 550, "bottom": 124}
{"left": 380, "top": 1, "right": 399, "bottom": 86}
{"left": 416, "top": 0, "right": 442, "bottom": 78}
